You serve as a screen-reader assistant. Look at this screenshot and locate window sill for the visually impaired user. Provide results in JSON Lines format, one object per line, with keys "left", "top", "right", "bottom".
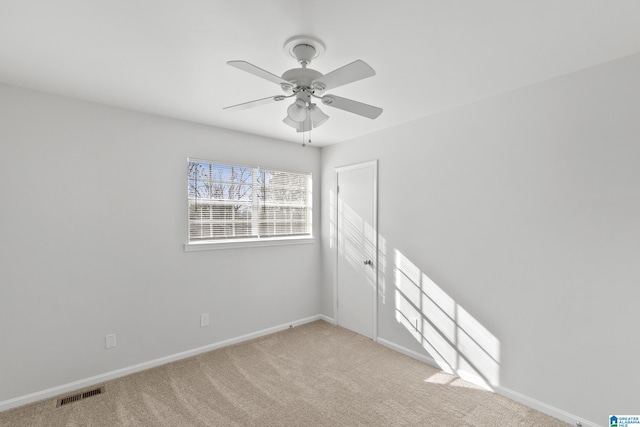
{"left": 184, "top": 236, "right": 315, "bottom": 252}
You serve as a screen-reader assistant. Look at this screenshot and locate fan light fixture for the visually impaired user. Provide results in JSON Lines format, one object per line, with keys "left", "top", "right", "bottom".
{"left": 283, "top": 98, "right": 329, "bottom": 131}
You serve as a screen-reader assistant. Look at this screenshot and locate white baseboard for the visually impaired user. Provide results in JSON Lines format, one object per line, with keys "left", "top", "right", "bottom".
{"left": 376, "top": 337, "right": 439, "bottom": 367}
{"left": 0, "top": 314, "right": 324, "bottom": 412}
{"left": 494, "top": 385, "right": 598, "bottom": 427}
{"left": 376, "top": 337, "right": 597, "bottom": 427}
{"left": 318, "top": 314, "right": 335, "bottom": 324}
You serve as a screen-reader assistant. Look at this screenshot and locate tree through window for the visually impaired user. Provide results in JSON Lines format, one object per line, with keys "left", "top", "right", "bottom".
{"left": 188, "top": 159, "right": 312, "bottom": 243}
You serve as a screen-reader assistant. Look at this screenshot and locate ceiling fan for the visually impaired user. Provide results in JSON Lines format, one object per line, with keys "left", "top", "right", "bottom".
{"left": 223, "top": 36, "right": 383, "bottom": 133}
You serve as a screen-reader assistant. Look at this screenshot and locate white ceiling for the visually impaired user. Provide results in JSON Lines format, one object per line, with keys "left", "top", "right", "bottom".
{"left": 2, "top": 1, "right": 640, "bottom": 147}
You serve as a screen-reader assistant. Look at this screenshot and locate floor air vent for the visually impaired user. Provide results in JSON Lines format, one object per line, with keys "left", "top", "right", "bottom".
{"left": 56, "top": 386, "right": 104, "bottom": 407}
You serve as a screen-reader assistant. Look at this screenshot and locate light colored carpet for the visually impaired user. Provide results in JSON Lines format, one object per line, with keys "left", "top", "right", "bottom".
{"left": 0, "top": 320, "right": 569, "bottom": 426}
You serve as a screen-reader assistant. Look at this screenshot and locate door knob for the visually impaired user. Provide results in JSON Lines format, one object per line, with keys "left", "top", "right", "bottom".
{"left": 364, "top": 260, "right": 373, "bottom": 266}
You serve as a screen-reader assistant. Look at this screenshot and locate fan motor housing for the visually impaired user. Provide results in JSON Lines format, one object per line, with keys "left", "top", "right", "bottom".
{"left": 281, "top": 68, "right": 322, "bottom": 89}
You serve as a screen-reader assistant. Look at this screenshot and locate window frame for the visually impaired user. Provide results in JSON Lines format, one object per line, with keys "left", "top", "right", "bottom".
{"left": 184, "top": 158, "right": 314, "bottom": 252}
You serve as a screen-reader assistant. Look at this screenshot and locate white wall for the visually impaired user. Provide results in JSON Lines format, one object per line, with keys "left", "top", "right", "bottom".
{"left": 0, "top": 83, "right": 321, "bottom": 404}
{"left": 321, "top": 52, "right": 640, "bottom": 424}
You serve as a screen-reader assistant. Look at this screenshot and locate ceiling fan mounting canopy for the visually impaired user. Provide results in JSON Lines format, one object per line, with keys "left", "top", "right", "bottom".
{"left": 224, "top": 35, "right": 382, "bottom": 135}
{"left": 283, "top": 35, "right": 325, "bottom": 66}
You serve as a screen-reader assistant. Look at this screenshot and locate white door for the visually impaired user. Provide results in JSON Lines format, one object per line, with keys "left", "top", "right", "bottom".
{"left": 335, "top": 161, "right": 377, "bottom": 339}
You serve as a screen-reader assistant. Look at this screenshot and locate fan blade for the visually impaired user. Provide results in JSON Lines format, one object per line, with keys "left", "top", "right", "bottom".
{"left": 313, "top": 60, "right": 375, "bottom": 91}
{"left": 223, "top": 95, "right": 283, "bottom": 111}
{"left": 227, "top": 61, "right": 289, "bottom": 86}
{"left": 321, "top": 95, "right": 383, "bottom": 119}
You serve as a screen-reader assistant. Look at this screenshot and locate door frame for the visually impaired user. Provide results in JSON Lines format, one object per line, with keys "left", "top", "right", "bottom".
{"left": 334, "top": 160, "right": 378, "bottom": 341}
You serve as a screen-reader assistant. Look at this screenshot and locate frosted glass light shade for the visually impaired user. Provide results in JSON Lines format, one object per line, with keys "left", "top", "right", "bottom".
{"left": 287, "top": 99, "right": 308, "bottom": 123}
{"left": 309, "top": 104, "right": 329, "bottom": 128}
{"left": 283, "top": 115, "right": 312, "bottom": 133}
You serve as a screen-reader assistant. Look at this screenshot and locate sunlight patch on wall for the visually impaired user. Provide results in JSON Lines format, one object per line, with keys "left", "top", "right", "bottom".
{"left": 329, "top": 190, "right": 335, "bottom": 249}
{"left": 338, "top": 198, "right": 375, "bottom": 285}
{"left": 378, "top": 234, "right": 387, "bottom": 305}
{"left": 394, "top": 249, "right": 501, "bottom": 388}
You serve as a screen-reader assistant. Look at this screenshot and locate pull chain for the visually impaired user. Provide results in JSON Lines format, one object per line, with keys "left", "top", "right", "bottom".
{"left": 302, "top": 120, "right": 312, "bottom": 147}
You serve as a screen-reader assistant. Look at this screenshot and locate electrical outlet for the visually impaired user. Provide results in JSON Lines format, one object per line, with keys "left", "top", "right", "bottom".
{"left": 200, "top": 313, "right": 209, "bottom": 327}
{"left": 105, "top": 334, "right": 116, "bottom": 349}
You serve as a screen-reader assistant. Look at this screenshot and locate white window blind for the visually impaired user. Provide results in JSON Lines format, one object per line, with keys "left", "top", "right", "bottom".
{"left": 187, "top": 159, "right": 312, "bottom": 243}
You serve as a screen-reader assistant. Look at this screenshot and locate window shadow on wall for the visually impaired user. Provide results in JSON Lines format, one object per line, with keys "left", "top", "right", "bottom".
{"left": 393, "top": 249, "right": 501, "bottom": 388}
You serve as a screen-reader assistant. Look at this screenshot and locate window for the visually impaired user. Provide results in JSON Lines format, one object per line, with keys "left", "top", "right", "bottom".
{"left": 187, "top": 158, "right": 312, "bottom": 247}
